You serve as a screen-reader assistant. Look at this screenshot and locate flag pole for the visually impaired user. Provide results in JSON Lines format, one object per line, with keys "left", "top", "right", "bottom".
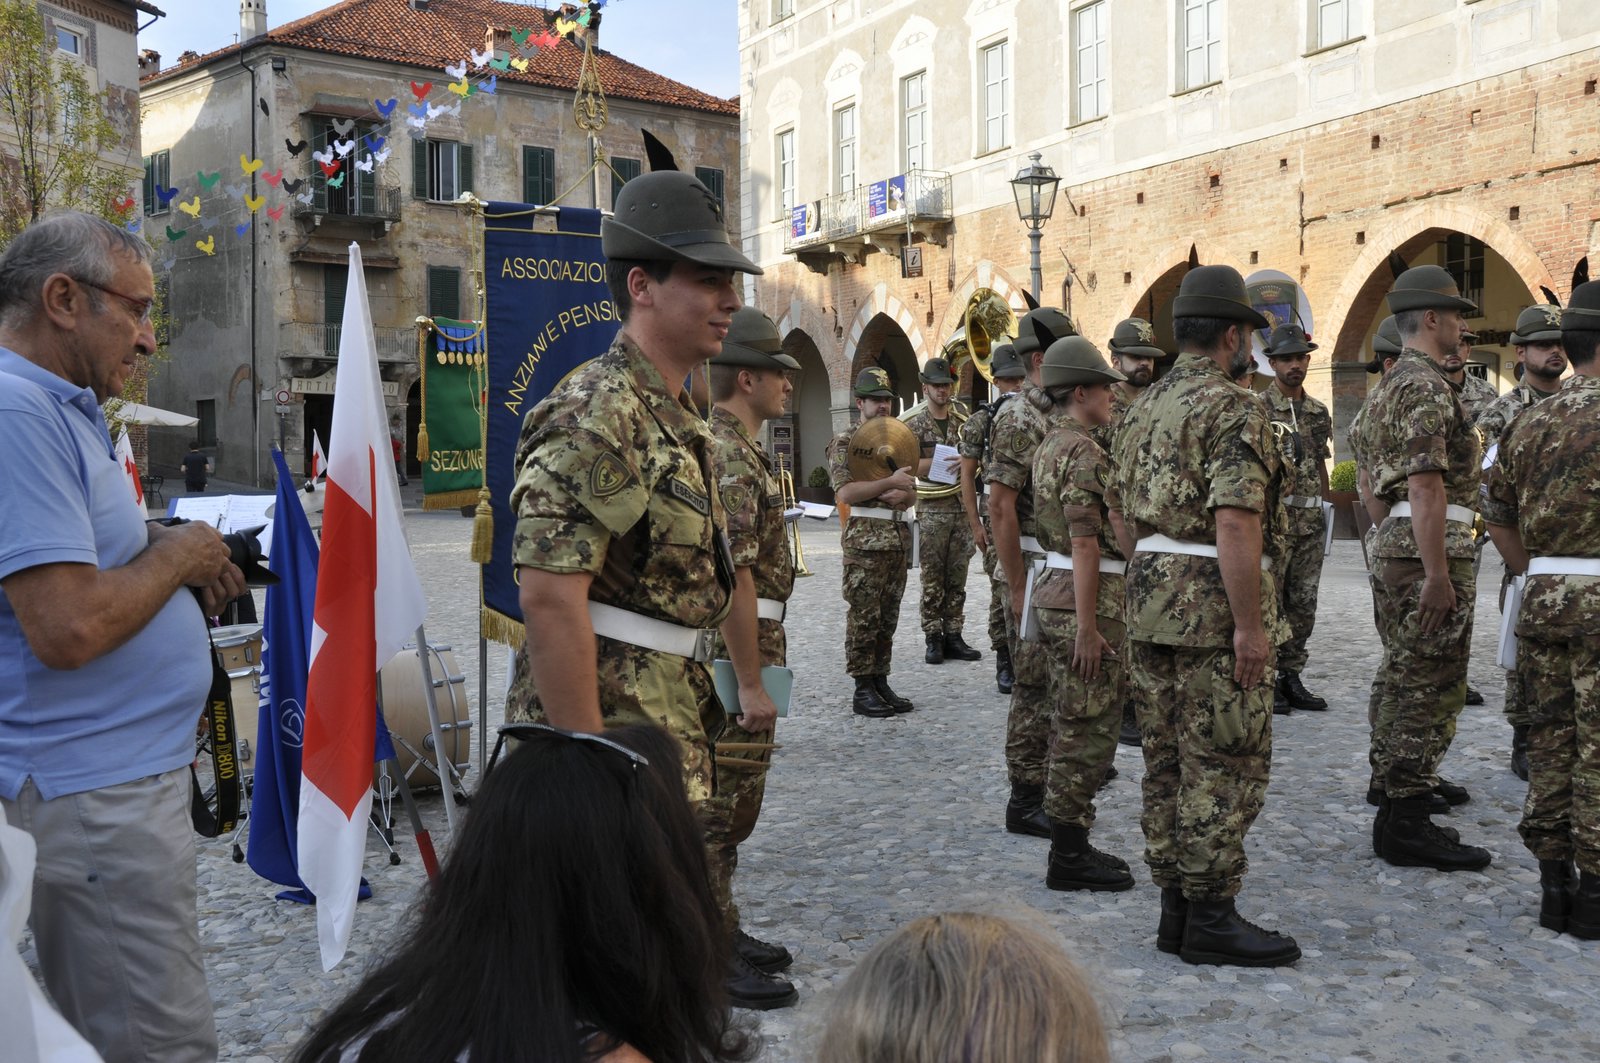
{"left": 412, "top": 625, "right": 459, "bottom": 830}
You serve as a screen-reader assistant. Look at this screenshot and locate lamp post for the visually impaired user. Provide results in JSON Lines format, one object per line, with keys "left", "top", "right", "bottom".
{"left": 1009, "top": 152, "right": 1062, "bottom": 303}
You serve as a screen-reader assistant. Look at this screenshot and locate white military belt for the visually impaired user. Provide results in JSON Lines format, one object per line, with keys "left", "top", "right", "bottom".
{"left": 1283, "top": 495, "right": 1324, "bottom": 509}
{"left": 1043, "top": 551, "right": 1128, "bottom": 575}
{"left": 588, "top": 601, "right": 715, "bottom": 662}
{"left": 1136, "top": 533, "right": 1270, "bottom": 572}
{"left": 755, "top": 597, "right": 787, "bottom": 621}
{"left": 851, "top": 506, "right": 916, "bottom": 522}
{"left": 1387, "top": 501, "right": 1477, "bottom": 525}
{"left": 1018, "top": 535, "right": 1045, "bottom": 555}
{"left": 1527, "top": 556, "right": 1600, "bottom": 577}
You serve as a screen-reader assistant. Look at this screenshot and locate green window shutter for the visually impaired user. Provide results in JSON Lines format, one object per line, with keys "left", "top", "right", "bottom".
{"left": 611, "top": 156, "right": 640, "bottom": 206}
{"left": 460, "top": 145, "right": 474, "bottom": 196}
{"left": 694, "top": 166, "right": 725, "bottom": 210}
{"left": 523, "top": 145, "right": 554, "bottom": 205}
{"left": 142, "top": 155, "right": 156, "bottom": 216}
{"left": 324, "top": 265, "right": 348, "bottom": 356}
{"left": 413, "top": 138, "right": 429, "bottom": 199}
{"left": 427, "top": 266, "right": 460, "bottom": 320}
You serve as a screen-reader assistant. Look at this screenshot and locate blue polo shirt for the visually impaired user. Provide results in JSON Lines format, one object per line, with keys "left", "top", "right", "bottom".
{"left": 0, "top": 348, "right": 212, "bottom": 800}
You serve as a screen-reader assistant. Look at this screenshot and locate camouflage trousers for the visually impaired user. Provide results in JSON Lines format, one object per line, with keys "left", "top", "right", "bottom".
{"left": 703, "top": 623, "right": 786, "bottom": 933}
{"left": 1128, "top": 640, "right": 1274, "bottom": 901}
{"left": 917, "top": 507, "right": 974, "bottom": 635}
{"left": 1038, "top": 608, "right": 1124, "bottom": 827}
{"left": 1499, "top": 573, "right": 1531, "bottom": 727}
{"left": 1273, "top": 532, "right": 1325, "bottom": 674}
{"left": 982, "top": 535, "right": 1007, "bottom": 651}
{"left": 842, "top": 546, "right": 908, "bottom": 677}
{"left": 1000, "top": 561, "right": 1052, "bottom": 788}
{"left": 1371, "top": 556, "right": 1475, "bottom": 799}
{"left": 1516, "top": 634, "right": 1600, "bottom": 874}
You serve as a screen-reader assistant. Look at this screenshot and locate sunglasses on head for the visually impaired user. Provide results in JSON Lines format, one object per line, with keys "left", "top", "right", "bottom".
{"left": 485, "top": 722, "right": 650, "bottom": 779}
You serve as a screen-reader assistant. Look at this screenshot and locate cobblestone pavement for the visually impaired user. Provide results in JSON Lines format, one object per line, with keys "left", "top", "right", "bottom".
{"left": 67, "top": 488, "right": 1600, "bottom": 1061}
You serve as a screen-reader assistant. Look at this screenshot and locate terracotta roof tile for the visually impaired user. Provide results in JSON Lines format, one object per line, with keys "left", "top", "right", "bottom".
{"left": 141, "top": 0, "right": 736, "bottom": 117}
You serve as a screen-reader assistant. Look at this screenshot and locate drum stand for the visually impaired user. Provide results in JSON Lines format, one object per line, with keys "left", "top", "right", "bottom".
{"left": 404, "top": 624, "right": 460, "bottom": 830}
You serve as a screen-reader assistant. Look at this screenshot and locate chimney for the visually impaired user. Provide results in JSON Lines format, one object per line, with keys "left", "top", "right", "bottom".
{"left": 138, "top": 48, "right": 161, "bottom": 72}
{"left": 410, "top": 0, "right": 430, "bottom": 10}
{"left": 240, "top": 0, "right": 267, "bottom": 41}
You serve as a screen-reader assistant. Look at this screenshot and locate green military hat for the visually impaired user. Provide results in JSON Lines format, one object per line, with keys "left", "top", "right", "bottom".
{"left": 919, "top": 356, "right": 955, "bottom": 385}
{"left": 601, "top": 171, "right": 762, "bottom": 275}
{"left": 989, "top": 342, "right": 1025, "bottom": 379}
{"left": 1365, "top": 315, "right": 1403, "bottom": 373}
{"left": 1108, "top": 317, "right": 1166, "bottom": 360}
{"left": 1013, "top": 307, "right": 1076, "bottom": 357}
{"left": 1172, "top": 265, "right": 1270, "bottom": 328}
{"left": 711, "top": 306, "right": 800, "bottom": 370}
{"left": 1510, "top": 305, "right": 1562, "bottom": 345}
{"left": 1039, "top": 335, "right": 1127, "bottom": 388}
{"left": 1385, "top": 264, "right": 1477, "bottom": 313}
{"left": 1264, "top": 323, "right": 1318, "bottom": 358}
{"left": 854, "top": 366, "right": 894, "bottom": 398}
{"left": 1560, "top": 282, "right": 1600, "bottom": 331}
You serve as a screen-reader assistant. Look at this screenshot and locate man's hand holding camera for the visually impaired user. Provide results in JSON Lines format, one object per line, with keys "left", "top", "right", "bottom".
{"left": 146, "top": 520, "right": 247, "bottom": 617}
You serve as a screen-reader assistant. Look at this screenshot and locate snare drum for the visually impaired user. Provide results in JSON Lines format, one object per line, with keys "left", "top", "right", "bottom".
{"left": 377, "top": 644, "right": 472, "bottom": 791}
{"left": 211, "top": 623, "right": 262, "bottom": 672}
{"left": 212, "top": 624, "right": 263, "bottom": 777}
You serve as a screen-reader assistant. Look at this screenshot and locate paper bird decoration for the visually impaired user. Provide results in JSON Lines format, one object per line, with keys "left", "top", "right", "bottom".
{"left": 312, "top": 146, "right": 335, "bottom": 165}
{"left": 578, "top": 8, "right": 592, "bottom": 25}
{"left": 196, "top": 236, "right": 215, "bottom": 256}
{"left": 510, "top": 27, "right": 531, "bottom": 47}
{"left": 373, "top": 147, "right": 391, "bottom": 165}
{"left": 285, "top": 138, "right": 308, "bottom": 157}
{"left": 479, "top": 75, "right": 497, "bottom": 95}
{"left": 445, "top": 60, "right": 467, "bottom": 80}
{"left": 355, "top": 157, "right": 374, "bottom": 174}
{"left": 282, "top": 177, "right": 305, "bottom": 194}
{"left": 447, "top": 78, "right": 472, "bottom": 98}
{"left": 318, "top": 159, "right": 342, "bottom": 177}
{"left": 295, "top": 190, "right": 314, "bottom": 205}
{"left": 489, "top": 51, "right": 510, "bottom": 71}
{"left": 165, "top": 225, "right": 187, "bottom": 241}
{"left": 259, "top": 98, "right": 269, "bottom": 117}
{"left": 332, "top": 117, "right": 356, "bottom": 136}
{"left": 262, "top": 169, "right": 283, "bottom": 187}
{"left": 554, "top": 16, "right": 577, "bottom": 36}
{"left": 376, "top": 97, "right": 398, "bottom": 117}
{"left": 111, "top": 196, "right": 135, "bottom": 214}
{"left": 245, "top": 193, "right": 265, "bottom": 212}
{"left": 510, "top": 56, "right": 529, "bottom": 72}
{"left": 224, "top": 182, "right": 246, "bottom": 201}
{"left": 363, "top": 133, "right": 386, "bottom": 153}
{"left": 177, "top": 196, "right": 202, "bottom": 218}
{"left": 125, "top": 219, "right": 141, "bottom": 233}
{"left": 470, "top": 47, "right": 492, "bottom": 68}
{"left": 406, "top": 115, "right": 427, "bottom": 132}
{"left": 408, "top": 102, "right": 428, "bottom": 119}
{"left": 155, "top": 184, "right": 180, "bottom": 207}
{"left": 266, "top": 205, "right": 285, "bottom": 222}
{"left": 532, "top": 29, "right": 559, "bottom": 48}
{"left": 234, "top": 222, "right": 251, "bottom": 237}
{"left": 158, "top": 256, "right": 176, "bottom": 273}
{"left": 240, "top": 154, "right": 264, "bottom": 175}
{"left": 197, "top": 214, "right": 221, "bottom": 232}
{"left": 327, "top": 171, "right": 346, "bottom": 189}
{"left": 410, "top": 81, "right": 432, "bottom": 100}
{"left": 333, "top": 139, "right": 355, "bottom": 158}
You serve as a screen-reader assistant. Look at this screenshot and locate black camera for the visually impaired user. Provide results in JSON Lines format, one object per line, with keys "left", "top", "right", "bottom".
{"left": 153, "top": 518, "right": 279, "bottom": 587}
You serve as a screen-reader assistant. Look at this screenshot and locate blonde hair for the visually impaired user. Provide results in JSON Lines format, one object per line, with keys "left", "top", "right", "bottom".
{"left": 816, "top": 911, "right": 1109, "bottom": 1063}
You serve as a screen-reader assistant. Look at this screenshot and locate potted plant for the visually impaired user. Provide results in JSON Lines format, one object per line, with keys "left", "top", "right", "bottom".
{"left": 797, "top": 465, "right": 834, "bottom": 505}
{"left": 1327, "top": 459, "right": 1360, "bottom": 540}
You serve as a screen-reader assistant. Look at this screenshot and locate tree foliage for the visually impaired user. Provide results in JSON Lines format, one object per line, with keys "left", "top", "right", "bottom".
{"left": 0, "top": 0, "right": 130, "bottom": 246}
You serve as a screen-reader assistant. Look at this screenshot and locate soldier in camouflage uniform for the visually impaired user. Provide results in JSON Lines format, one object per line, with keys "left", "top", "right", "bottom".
{"left": 958, "top": 344, "right": 1026, "bottom": 693}
{"left": 1363, "top": 265, "right": 1493, "bottom": 873}
{"left": 702, "top": 307, "right": 800, "bottom": 1007}
{"left": 829, "top": 367, "right": 918, "bottom": 717}
{"left": 1447, "top": 331, "right": 1500, "bottom": 425}
{"left": 1028, "top": 335, "right": 1136, "bottom": 892}
{"left": 1484, "top": 280, "right": 1600, "bottom": 939}
{"left": 505, "top": 170, "right": 773, "bottom": 1007}
{"left": 987, "top": 307, "right": 1076, "bottom": 838}
{"left": 1477, "top": 304, "right": 1568, "bottom": 782}
{"left": 904, "top": 356, "right": 981, "bottom": 665}
{"left": 1113, "top": 265, "right": 1300, "bottom": 967}
{"left": 1261, "top": 324, "right": 1332, "bottom": 714}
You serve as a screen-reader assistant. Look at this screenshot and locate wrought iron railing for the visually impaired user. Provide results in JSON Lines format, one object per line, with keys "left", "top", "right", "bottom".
{"left": 280, "top": 321, "right": 414, "bottom": 362}
{"left": 783, "top": 169, "right": 952, "bottom": 253}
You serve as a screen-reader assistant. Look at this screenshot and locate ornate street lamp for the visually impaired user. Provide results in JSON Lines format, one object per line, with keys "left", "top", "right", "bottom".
{"left": 1009, "top": 152, "right": 1061, "bottom": 303}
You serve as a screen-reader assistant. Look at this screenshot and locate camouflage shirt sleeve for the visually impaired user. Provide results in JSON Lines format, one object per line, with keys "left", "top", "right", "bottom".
{"left": 1306, "top": 398, "right": 1333, "bottom": 461}
{"left": 957, "top": 408, "right": 989, "bottom": 460}
{"left": 827, "top": 429, "right": 854, "bottom": 491}
{"left": 1394, "top": 376, "right": 1456, "bottom": 478}
{"left": 714, "top": 439, "right": 762, "bottom": 568}
{"left": 511, "top": 425, "right": 648, "bottom": 574}
{"left": 1062, "top": 435, "right": 1108, "bottom": 540}
{"left": 1205, "top": 398, "right": 1273, "bottom": 514}
{"left": 985, "top": 412, "right": 1037, "bottom": 492}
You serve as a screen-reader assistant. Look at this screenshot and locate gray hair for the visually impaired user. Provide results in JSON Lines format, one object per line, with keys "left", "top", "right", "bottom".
{"left": 0, "top": 211, "right": 151, "bottom": 327}
{"left": 1392, "top": 308, "right": 1427, "bottom": 342}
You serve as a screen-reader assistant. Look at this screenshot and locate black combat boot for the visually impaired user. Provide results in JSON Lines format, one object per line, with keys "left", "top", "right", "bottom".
{"left": 873, "top": 676, "right": 914, "bottom": 713}
{"left": 1279, "top": 671, "right": 1328, "bottom": 711}
{"left": 1465, "top": 684, "right": 1484, "bottom": 706}
{"left": 1179, "top": 898, "right": 1301, "bottom": 967}
{"left": 995, "top": 645, "right": 1014, "bottom": 694}
{"left": 1568, "top": 869, "right": 1600, "bottom": 940}
{"left": 1368, "top": 786, "right": 1449, "bottom": 814}
{"left": 1272, "top": 678, "right": 1291, "bottom": 715}
{"left": 943, "top": 631, "right": 983, "bottom": 661}
{"left": 1005, "top": 782, "right": 1051, "bottom": 838}
{"left": 1379, "top": 796, "right": 1492, "bottom": 871}
{"left": 1538, "top": 859, "right": 1576, "bottom": 934}
{"left": 1511, "top": 725, "right": 1530, "bottom": 781}
{"left": 924, "top": 633, "right": 945, "bottom": 664}
{"left": 1157, "top": 887, "right": 1188, "bottom": 955}
{"left": 726, "top": 951, "right": 798, "bottom": 1010}
{"left": 1434, "top": 777, "right": 1470, "bottom": 806}
{"left": 1046, "top": 822, "right": 1134, "bottom": 892}
{"left": 1118, "top": 702, "right": 1142, "bottom": 746}
{"left": 1371, "top": 794, "right": 1389, "bottom": 857}
{"left": 734, "top": 926, "right": 793, "bottom": 974}
{"left": 852, "top": 677, "right": 894, "bottom": 718}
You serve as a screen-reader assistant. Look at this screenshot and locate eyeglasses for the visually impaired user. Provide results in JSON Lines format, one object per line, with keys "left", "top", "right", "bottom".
{"left": 74, "top": 278, "right": 154, "bottom": 326}
{"left": 485, "top": 722, "right": 650, "bottom": 779}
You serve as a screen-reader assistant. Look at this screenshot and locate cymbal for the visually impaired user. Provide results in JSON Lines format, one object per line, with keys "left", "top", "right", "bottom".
{"left": 847, "top": 416, "right": 919, "bottom": 482}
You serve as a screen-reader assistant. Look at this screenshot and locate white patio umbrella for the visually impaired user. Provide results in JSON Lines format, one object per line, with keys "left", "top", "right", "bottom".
{"left": 107, "top": 401, "right": 199, "bottom": 427}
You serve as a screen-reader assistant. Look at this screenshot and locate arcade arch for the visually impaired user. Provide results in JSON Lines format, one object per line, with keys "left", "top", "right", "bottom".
{"left": 850, "top": 312, "right": 921, "bottom": 416}
{"left": 777, "top": 328, "right": 833, "bottom": 489}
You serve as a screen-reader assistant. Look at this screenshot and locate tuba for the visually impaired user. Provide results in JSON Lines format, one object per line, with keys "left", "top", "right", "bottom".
{"left": 954, "top": 287, "right": 1018, "bottom": 384}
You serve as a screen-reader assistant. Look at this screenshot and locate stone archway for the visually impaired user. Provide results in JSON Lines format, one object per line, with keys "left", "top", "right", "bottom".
{"left": 842, "top": 282, "right": 931, "bottom": 383}
{"left": 778, "top": 328, "right": 834, "bottom": 489}
{"left": 849, "top": 313, "right": 920, "bottom": 418}
{"left": 1123, "top": 240, "right": 1251, "bottom": 356}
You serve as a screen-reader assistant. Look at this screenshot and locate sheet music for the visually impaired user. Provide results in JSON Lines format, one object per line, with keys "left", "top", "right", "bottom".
{"left": 927, "top": 443, "right": 961, "bottom": 485}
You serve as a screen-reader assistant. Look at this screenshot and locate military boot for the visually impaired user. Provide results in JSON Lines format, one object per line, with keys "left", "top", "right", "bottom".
{"left": 943, "top": 631, "right": 983, "bottom": 661}
{"left": 1568, "top": 869, "right": 1600, "bottom": 940}
{"left": 1046, "top": 822, "right": 1134, "bottom": 892}
{"left": 734, "top": 927, "right": 793, "bottom": 975}
{"left": 1278, "top": 671, "right": 1328, "bottom": 711}
{"left": 1465, "top": 684, "right": 1484, "bottom": 706}
{"left": 1379, "top": 796, "right": 1491, "bottom": 872}
{"left": 1118, "top": 702, "right": 1142, "bottom": 746}
{"left": 1435, "top": 777, "right": 1470, "bottom": 806}
{"left": 1367, "top": 786, "right": 1450, "bottom": 815}
{"left": 1538, "top": 859, "right": 1576, "bottom": 934}
{"left": 1156, "top": 887, "right": 1188, "bottom": 955}
{"left": 1272, "top": 680, "right": 1292, "bottom": 715}
{"left": 995, "top": 645, "right": 1014, "bottom": 694}
{"left": 1179, "top": 899, "right": 1301, "bottom": 967}
{"left": 1511, "top": 725, "right": 1530, "bottom": 782}
{"left": 726, "top": 951, "right": 798, "bottom": 1010}
{"left": 852, "top": 677, "right": 894, "bottom": 718}
{"left": 1004, "top": 782, "right": 1051, "bottom": 838}
{"left": 874, "top": 676, "right": 914, "bottom": 713}
{"left": 924, "top": 633, "right": 945, "bottom": 664}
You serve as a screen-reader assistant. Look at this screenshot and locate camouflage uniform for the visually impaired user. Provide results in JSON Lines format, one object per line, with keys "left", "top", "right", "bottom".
{"left": 904, "top": 405, "right": 974, "bottom": 636}
{"left": 1456, "top": 370, "right": 1499, "bottom": 425}
{"left": 703, "top": 406, "right": 794, "bottom": 930}
{"left": 1113, "top": 352, "right": 1288, "bottom": 901}
{"left": 828, "top": 427, "right": 912, "bottom": 678}
{"left": 1366, "top": 349, "right": 1481, "bottom": 800}
{"left": 1349, "top": 387, "right": 1395, "bottom": 785}
{"left": 985, "top": 382, "right": 1052, "bottom": 787}
{"left": 1033, "top": 409, "right": 1126, "bottom": 827}
{"left": 1483, "top": 374, "right": 1600, "bottom": 873}
{"left": 958, "top": 398, "right": 1011, "bottom": 652}
{"left": 1090, "top": 383, "right": 1137, "bottom": 455}
{"left": 1263, "top": 388, "right": 1332, "bottom": 674}
{"left": 508, "top": 333, "right": 733, "bottom": 804}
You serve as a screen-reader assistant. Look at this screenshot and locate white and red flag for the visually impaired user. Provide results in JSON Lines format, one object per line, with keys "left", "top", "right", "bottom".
{"left": 310, "top": 429, "right": 327, "bottom": 481}
{"left": 113, "top": 428, "right": 143, "bottom": 506}
{"left": 297, "top": 243, "right": 426, "bottom": 970}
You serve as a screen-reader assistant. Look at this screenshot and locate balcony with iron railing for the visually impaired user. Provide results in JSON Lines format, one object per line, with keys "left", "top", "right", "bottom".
{"left": 279, "top": 321, "right": 416, "bottom": 364}
{"left": 783, "top": 169, "right": 953, "bottom": 271}
{"left": 292, "top": 184, "right": 403, "bottom": 230}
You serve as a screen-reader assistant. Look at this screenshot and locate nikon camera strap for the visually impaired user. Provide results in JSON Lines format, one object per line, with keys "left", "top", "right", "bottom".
{"left": 190, "top": 633, "right": 242, "bottom": 837}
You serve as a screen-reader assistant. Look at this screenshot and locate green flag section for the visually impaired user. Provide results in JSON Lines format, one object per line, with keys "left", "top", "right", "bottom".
{"left": 419, "top": 317, "right": 487, "bottom": 511}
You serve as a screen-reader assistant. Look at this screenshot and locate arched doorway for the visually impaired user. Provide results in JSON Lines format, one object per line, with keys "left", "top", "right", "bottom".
{"left": 1128, "top": 262, "right": 1188, "bottom": 356}
{"left": 778, "top": 328, "right": 832, "bottom": 490}
{"left": 849, "top": 312, "right": 919, "bottom": 418}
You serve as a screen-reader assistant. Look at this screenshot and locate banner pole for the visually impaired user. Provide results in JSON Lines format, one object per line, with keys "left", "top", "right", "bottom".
{"left": 478, "top": 633, "right": 489, "bottom": 778}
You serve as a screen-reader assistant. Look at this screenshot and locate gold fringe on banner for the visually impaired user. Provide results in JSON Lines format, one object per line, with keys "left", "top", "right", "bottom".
{"left": 415, "top": 318, "right": 433, "bottom": 462}
{"left": 480, "top": 605, "right": 526, "bottom": 648}
{"left": 422, "top": 489, "right": 481, "bottom": 511}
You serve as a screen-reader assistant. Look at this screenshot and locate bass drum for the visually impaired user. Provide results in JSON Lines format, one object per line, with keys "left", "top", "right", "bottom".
{"left": 376, "top": 643, "right": 472, "bottom": 791}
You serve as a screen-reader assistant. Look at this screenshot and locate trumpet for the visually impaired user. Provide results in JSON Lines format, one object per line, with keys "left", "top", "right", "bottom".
{"left": 775, "top": 454, "right": 812, "bottom": 578}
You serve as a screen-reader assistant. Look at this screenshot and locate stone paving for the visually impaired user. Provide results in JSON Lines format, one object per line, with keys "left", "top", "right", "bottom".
{"left": 43, "top": 486, "right": 1600, "bottom": 1061}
